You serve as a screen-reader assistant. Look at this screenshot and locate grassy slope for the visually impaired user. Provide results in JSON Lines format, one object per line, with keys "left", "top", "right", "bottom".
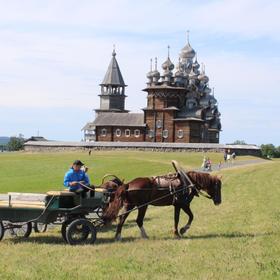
{"left": 0, "top": 151, "right": 255, "bottom": 192}
{"left": 0, "top": 152, "right": 279, "bottom": 280}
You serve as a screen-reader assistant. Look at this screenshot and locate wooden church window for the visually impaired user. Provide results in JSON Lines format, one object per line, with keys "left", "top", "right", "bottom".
{"left": 116, "top": 129, "right": 122, "bottom": 137}
{"left": 134, "top": 129, "right": 140, "bottom": 137}
{"left": 101, "top": 129, "right": 107, "bottom": 137}
{"left": 162, "top": 130, "right": 168, "bottom": 139}
{"left": 156, "top": 120, "right": 162, "bottom": 128}
{"left": 177, "top": 130, "right": 184, "bottom": 139}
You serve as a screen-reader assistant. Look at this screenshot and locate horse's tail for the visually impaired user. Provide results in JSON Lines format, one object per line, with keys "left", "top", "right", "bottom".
{"left": 102, "top": 183, "right": 128, "bottom": 223}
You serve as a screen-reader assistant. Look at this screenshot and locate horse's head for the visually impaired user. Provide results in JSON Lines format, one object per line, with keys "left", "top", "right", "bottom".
{"left": 187, "top": 171, "right": 222, "bottom": 206}
{"left": 208, "top": 175, "right": 222, "bottom": 205}
{"left": 99, "top": 175, "right": 124, "bottom": 217}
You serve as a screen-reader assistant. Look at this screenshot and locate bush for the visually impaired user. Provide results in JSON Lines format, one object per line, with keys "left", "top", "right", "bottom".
{"left": 260, "top": 144, "right": 280, "bottom": 158}
{"left": 232, "top": 140, "right": 247, "bottom": 145}
{"left": 7, "top": 137, "right": 24, "bottom": 151}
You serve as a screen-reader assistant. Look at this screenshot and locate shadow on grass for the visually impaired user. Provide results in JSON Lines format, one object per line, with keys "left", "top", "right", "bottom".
{"left": 97, "top": 218, "right": 151, "bottom": 233}
{"left": 4, "top": 230, "right": 274, "bottom": 246}
{"left": 5, "top": 234, "right": 139, "bottom": 246}
{"left": 185, "top": 231, "right": 274, "bottom": 240}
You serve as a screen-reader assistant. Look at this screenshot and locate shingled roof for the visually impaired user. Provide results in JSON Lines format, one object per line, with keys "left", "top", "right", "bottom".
{"left": 101, "top": 50, "right": 126, "bottom": 86}
{"left": 91, "top": 113, "right": 145, "bottom": 127}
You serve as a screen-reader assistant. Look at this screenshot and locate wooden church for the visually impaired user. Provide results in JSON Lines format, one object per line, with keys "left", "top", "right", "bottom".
{"left": 82, "top": 36, "right": 221, "bottom": 143}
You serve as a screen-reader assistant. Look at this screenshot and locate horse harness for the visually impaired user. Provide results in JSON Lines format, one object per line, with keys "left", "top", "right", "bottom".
{"left": 153, "top": 172, "right": 213, "bottom": 203}
{"left": 152, "top": 173, "right": 193, "bottom": 204}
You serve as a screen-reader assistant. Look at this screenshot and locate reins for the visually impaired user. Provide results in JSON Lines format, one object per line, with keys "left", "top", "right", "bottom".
{"left": 114, "top": 184, "right": 194, "bottom": 219}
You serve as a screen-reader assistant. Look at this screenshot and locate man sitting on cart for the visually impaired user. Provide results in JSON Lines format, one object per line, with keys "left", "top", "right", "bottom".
{"left": 64, "top": 160, "right": 91, "bottom": 197}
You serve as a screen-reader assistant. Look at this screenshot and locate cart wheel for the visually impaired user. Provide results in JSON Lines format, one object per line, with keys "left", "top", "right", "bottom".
{"left": 33, "top": 222, "right": 48, "bottom": 233}
{"left": 9, "top": 222, "right": 32, "bottom": 238}
{"left": 66, "top": 219, "right": 97, "bottom": 245}
{"left": 0, "top": 221, "right": 4, "bottom": 241}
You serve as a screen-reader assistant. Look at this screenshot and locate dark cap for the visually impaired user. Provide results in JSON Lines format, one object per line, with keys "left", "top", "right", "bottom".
{"left": 73, "top": 160, "right": 84, "bottom": 166}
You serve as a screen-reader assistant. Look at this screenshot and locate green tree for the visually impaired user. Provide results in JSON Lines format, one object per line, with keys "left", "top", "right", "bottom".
{"left": 7, "top": 137, "right": 24, "bottom": 151}
{"left": 260, "top": 144, "right": 276, "bottom": 158}
{"left": 274, "top": 146, "right": 280, "bottom": 158}
{"left": 232, "top": 140, "right": 247, "bottom": 145}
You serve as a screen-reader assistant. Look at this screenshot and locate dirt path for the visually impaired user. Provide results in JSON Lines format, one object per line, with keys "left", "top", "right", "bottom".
{"left": 198, "top": 158, "right": 270, "bottom": 172}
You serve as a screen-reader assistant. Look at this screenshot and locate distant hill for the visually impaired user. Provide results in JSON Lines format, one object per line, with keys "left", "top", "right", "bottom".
{"left": 0, "top": 137, "right": 10, "bottom": 145}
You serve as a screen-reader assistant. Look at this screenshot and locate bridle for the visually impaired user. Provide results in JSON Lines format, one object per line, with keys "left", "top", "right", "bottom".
{"left": 178, "top": 170, "right": 215, "bottom": 200}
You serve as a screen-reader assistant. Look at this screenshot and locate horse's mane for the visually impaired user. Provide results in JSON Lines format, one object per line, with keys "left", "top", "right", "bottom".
{"left": 111, "top": 177, "right": 123, "bottom": 186}
{"left": 186, "top": 171, "right": 217, "bottom": 190}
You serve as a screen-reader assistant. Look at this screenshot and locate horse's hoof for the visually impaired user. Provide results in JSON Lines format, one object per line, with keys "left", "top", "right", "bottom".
{"left": 180, "top": 227, "right": 189, "bottom": 236}
{"left": 141, "top": 235, "right": 149, "bottom": 239}
{"left": 179, "top": 228, "right": 186, "bottom": 235}
{"left": 173, "top": 231, "right": 181, "bottom": 239}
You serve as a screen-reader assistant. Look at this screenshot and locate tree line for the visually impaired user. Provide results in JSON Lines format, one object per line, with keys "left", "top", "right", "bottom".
{"left": 3, "top": 137, "right": 280, "bottom": 158}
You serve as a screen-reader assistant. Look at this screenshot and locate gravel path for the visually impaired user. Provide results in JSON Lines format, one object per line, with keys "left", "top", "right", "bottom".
{"left": 198, "top": 158, "right": 268, "bottom": 173}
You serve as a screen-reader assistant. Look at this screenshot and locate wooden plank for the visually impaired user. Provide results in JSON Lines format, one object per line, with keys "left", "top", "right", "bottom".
{"left": 8, "top": 192, "right": 46, "bottom": 202}
{"left": 0, "top": 194, "right": 9, "bottom": 201}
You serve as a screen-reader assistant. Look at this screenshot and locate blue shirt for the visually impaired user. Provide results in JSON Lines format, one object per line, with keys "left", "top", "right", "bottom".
{"left": 63, "top": 168, "right": 90, "bottom": 191}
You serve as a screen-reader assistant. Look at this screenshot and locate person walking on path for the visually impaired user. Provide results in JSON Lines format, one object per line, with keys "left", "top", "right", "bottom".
{"left": 201, "top": 156, "right": 207, "bottom": 170}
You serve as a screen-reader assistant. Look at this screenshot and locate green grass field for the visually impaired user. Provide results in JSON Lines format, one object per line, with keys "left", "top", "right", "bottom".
{"left": 0, "top": 151, "right": 279, "bottom": 280}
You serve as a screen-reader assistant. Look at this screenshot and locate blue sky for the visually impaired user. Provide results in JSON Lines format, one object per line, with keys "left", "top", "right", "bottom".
{"left": 0, "top": 0, "right": 279, "bottom": 145}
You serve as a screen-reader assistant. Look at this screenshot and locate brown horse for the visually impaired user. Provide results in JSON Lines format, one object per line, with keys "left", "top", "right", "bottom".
{"left": 102, "top": 171, "right": 222, "bottom": 240}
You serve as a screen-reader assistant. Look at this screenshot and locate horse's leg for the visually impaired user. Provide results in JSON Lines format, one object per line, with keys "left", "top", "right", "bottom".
{"left": 179, "top": 204, "right": 193, "bottom": 236}
{"left": 136, "top": 205, "right": 149, "bottom": 239}
{"left": 174, "top": 205, "right": 181, "bottom": 238}
{"left": 115, "top": 204, "right": 134, "bottom": 241}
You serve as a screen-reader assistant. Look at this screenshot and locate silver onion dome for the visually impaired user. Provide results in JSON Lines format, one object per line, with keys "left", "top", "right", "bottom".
{"left": 198, "top": 73, "right": 209, "bottom": 83}
{"left": 146, "top": 58, "right": 153, "bottom": 79}
{"left": 162, "top": 57, "right": 174, "bottom": 71}
{"left": 192, "top": 56, "right": 200, "bottom": 70}
{"left": 198, "top": 64, "right": 209, "bottom": 83}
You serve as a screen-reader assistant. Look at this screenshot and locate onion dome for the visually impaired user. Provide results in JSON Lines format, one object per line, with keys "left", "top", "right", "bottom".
{"left": 192, "top": 55, "right": 200, "bottom": 70}
{"left": 174, "top": 58, "right": 184, "bottom": 86}
{"left": 162, "top": 57, "right": 174, "bottom": 71}
{"left": 198, "top": 64, "right": 209, "bottom": 83}
{"left": 175, "top": 64, "right": 183, "bottom": 77}
{"left": 180, "top": 43, "right": 196, "bottom": 59}
{"left": 188, "top": 68, "right": 198, "bottom": 80}
{"left": 152, "top": 69, "right": 160, "bottom": 79}
{"left": 162, "top": 46, "right": 174, "bottom": 82}
{"left": 203, "top": 86, "right": 211, "bottom": 94}
{"left": 199, "top": 93, "right": 211, "bottom": 106}
{"left": 209, "top": 94, "right": 217, "bottom": 105}
{"left": 151, "top": 57, "right": 160, "bottom": 82}
{"left": 180, "top": 31, "right": 196, "bottom": 60}
{"left": 198, "top": 73, "right": 209, "bottom": 83}
{"left": 146, "top": 58, "right": 153, "bottom": 79}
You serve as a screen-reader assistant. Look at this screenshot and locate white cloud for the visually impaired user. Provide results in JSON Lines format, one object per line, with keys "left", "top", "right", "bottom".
{"left": 0, "top": 0, "right": 279, "bottom": 40}
{"left": 190, "top": 0, "right": 280, "bottom": 40}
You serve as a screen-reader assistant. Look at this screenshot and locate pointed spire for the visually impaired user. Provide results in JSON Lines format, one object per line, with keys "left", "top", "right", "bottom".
{"left": 187, "top": 30, "right": 190, "bottom": 44}
{"left": 146, "top": 58, "right": 153, "bottom": 79}
{"left": 180, "top": 30, "right": 196, "bottom": 60}
{"left": 112, "top": 44, "right": 116, "bottom": 56}
{"left": 101, "top": 48, "right": 126, "bottom": 86}
{"left": 201, "top": 63, "right": 205, "bottom": 74}
{"left": 212, "top": 87, "right": 215, "bottom": 96}
{"left": 155, "top": 57, "right": 158, "bottom": 70}
{"left": 162, "top": 46, "right": 174, "bottom": 72}
{"left": 152, "top": 57, "right": 160, "bottom": 82}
